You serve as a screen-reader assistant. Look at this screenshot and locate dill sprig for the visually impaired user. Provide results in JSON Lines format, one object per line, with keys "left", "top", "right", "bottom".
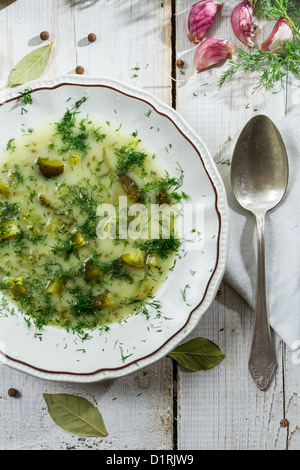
{"left": 17, "top": 88, "right": 33, "bottom": 106}
{"left": 219, "top": 41, "right": 300, "bottom": 91}
{"left": 55, "top": 97, "right": 90, "bottom": 154}
{"left": 219, "top": 0, "right": 300, "bottom": 92}
{"left": 136, "top": 234, "right": 182, "bottom": 260}
{"left": 115, "top": 145, "right": 147, "bottom": 175}
{"left": 255, "top": 0, "right": 300, "bottom": 36}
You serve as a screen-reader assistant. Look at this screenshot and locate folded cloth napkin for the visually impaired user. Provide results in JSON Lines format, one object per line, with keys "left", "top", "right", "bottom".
{"left": 221, "top": 102, "right": 300, "bottom": 350}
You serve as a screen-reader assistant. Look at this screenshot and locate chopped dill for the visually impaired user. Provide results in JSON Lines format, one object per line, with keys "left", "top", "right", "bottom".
{"left": 6, "top": 138, "right": 16, "bottom": 153}
{"left": 17, "top": 88, "right": 33, "bottom": 106}
{"left": 136, "top": 234, "right": 182, "bottom": 260}
{"left": 55, "top": 97, "right": 90, "bottom": 154}
{"left": 139, "top": 164, "right": 189, "bottom": 203}
{"left": 0, "top": 201, "right": 20, "bottom": 221}
{"left": 115, "top": 145, "right": 147, "bottom": 175}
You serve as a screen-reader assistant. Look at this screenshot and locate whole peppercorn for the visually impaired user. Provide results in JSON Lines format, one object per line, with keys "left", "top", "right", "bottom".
{"left": 280, "top": 418, "right": 289, "bottom": 428}
{"left": 88, "top": 33, "right": 97, "bottom": 43}
{"left": 75, "top": 66, "right": 85, "bottom": 75}
{"left": 176, "top": 59, "right": 184, "bottom": 69}
{"left": 8, "top": 388, "right": 18, "bottom": 398}
{"left": 40, "top": 31, "right": 50, "bottom": 41}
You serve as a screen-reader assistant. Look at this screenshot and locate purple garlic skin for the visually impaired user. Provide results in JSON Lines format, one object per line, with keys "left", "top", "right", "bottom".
{"left": 231, "top": 0, "right": 254, "bottom": 47}
{"left": 187, "top": 0, "right": 224, "bottom": 44}
{"left": 261, "top": 18, "right": 294, "bottom": 52}
{"left": 193, "top": 36, "right": 235, "bottom": 73}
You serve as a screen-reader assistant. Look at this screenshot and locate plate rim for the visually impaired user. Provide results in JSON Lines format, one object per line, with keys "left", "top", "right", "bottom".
{"left": 0, "top": 75, "right": 229, "bottom": 382}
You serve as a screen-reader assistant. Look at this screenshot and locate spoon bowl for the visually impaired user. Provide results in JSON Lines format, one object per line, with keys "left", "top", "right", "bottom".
{"left": 231, "top": 115, "right": 288, "bottom": 216}
{"left": 231, "top": 115, "right": 288, "bottom": 390}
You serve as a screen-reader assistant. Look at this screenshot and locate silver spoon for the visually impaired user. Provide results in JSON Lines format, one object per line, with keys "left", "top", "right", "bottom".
{"left": 231, "top": 115, "right": 288, "bottom": 390}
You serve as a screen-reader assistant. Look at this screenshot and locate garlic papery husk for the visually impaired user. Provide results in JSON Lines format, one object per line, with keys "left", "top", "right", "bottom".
{"left": 193, "top": 36, "right": 235, "bottom": 74}
{"left": 261, "top": 18, "right": 294, "bottom": 52}
{"left": 231, "top": 0, "right": 254, "bottom": 47}
{"left": 187, "top": 0, "right": 224, "bottom": 44}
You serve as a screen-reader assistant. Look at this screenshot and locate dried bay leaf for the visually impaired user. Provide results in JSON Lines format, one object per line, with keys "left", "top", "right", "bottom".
{"left": 43, "top": 393, "right": 108, "bottom": 437}
{"left": 168, "top": 337, "right": 225, "bottom": 371}
{"left": 9, "top": 42, "right": 54, "bottom": 87}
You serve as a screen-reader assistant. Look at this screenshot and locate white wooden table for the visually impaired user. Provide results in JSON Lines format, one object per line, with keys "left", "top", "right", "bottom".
{"left": 0, "top": 0, "right": 299, "bottom": 451}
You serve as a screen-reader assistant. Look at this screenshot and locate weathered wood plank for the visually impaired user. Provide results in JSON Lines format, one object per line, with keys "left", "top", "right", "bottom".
{"left": 0, "top": 0, "right": 174, "bottom": 450}
{"left": 175, "top": 0, "right": 298, "bottom": 450}
{"left": 0, "top": 358, "right": 174, "bottom": 450}
{"left": 177, "top": 283, "right": 288, "bottom": 450}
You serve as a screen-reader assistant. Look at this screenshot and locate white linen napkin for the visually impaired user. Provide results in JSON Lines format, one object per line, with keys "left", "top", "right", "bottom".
{"left": 221, "top": 101, "right": 300, "bottom": 350}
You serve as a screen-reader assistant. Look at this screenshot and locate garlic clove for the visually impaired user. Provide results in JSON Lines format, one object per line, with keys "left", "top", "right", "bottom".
{"left": 261, "top": 18, "right": 294, "bottom": 52}
{"left": 187, "top": 0, "right": 224, "bottom": 44}
{"left": 231, "top": 0, "right": 254, "bottom": 47}
{"left": 193, "top": 36, "right": 235, "bottom": 74}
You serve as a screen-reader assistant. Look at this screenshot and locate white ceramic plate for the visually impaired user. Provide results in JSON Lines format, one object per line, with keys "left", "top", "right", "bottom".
{"left": 0, "top": 75, "right": 229, "bottom": 382}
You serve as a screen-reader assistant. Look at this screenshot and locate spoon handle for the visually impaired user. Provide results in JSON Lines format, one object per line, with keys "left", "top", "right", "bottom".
{"left": 248, "top": 213, "right": 277, "bottom": 390}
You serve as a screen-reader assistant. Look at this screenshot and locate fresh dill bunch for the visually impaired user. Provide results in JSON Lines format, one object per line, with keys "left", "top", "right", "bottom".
{"left": 219, "top": 0, "right": 300, "bottom": 92}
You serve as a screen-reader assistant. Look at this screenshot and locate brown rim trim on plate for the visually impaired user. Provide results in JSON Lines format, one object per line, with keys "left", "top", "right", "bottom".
{"left": 0, "top": 82, "right": 223, "bottom": 377}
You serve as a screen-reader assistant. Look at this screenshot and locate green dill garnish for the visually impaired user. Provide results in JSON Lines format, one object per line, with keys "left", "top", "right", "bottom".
{"left": 139, "top": 164, "right": 189, "bottom": 203}
{"left": 50, "top": 236, "right": 78, "bottom": 261}
{"left": 90, "top": 126, "right": 107, "bottom": 142}
{"left": 6, "top": 138, "right": 16, "bottom": 153}
{"left": 65, "top": 183, "right": 100, "bottom": 239}
{"left": 55, "top": 97, "right": 107, "bottom": 154}
{"left": 0, "top": 201, "right": 20, "bottom": 221}
{"left": 180, "top": 284, "right": 191, "bottom": 305}
{"left": 217, "top": 159, "right": 231, "bottom": 166}
{"left": 119, "top": 345, "right": 133, "bottom": 363}
{"left": 55, "top": 97, "right": 90, "bottom": 154}
{"left": 115, "top": 145, "right": 147, "bottom": 175}
{"left": 11, "top": 165, "right": 24, "bottom": 186}
{"left": 17, "top": 88, "right": 33, "bottom": 106}
{"left": 131, "top": 65, "right": 140, "bottom": 78}
{"left": 120, "top": 293, "right": 162, "bottom": 320}
{"left": 86, "top": 255, "right": 133, "bottom": 283}
{"left": 68, "top": 288, "right": 96, "bottom": 317}
{"left": 131, "top": 64, "right": 140, "bottom": 71}
{"left": 100, "top": 258, "right": 133, "bottom": 282}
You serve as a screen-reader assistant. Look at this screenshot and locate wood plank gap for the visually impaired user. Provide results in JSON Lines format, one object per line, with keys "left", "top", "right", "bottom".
{"left": 283, "top": 75, "right": 289, "bottom": 450}
{"left": 171, "top": 0, "right": 177, "bottom": 109}
{"left": 281, "top": 341, "right": 289, "bottom": 450}
{"left": 171, "top": 0, "right": 178, "bottom": 450}
{"left": 173, "top": 361, "right": 178, "bottom": 450}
